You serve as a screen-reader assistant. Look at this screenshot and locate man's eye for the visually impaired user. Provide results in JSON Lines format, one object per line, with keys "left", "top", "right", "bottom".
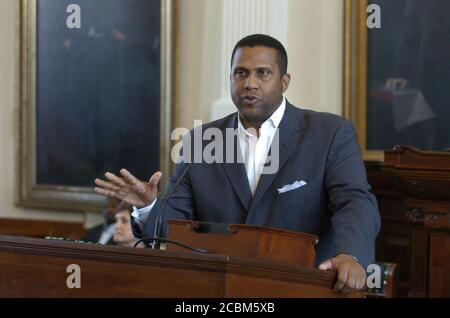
{"left": 235, "top": 70, "right": 247, "bottom": 77}
{"left": 259, "top": 70, "right": 270, "bottom": 76}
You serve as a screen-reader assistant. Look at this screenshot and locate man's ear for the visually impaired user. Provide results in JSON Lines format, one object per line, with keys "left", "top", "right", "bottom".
{"left": 281, "top": 73, "right": 291, "bottom": 93}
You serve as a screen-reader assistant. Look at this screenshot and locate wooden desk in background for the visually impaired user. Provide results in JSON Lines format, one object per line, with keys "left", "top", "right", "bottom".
{"left": 367, "top": 146, "right": 450, "bottom": 297}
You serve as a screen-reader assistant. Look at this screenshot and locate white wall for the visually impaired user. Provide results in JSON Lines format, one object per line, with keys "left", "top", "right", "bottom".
{"left": 286, "top": 0, "right": 343, "bottom": 115}
{"left": 176, "top": 0, "right": 219, "bottom": 129}
{"left": 0, "top": 0, "right": 344, "bottom": 225}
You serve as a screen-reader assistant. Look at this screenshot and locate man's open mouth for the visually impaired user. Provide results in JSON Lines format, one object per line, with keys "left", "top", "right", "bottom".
{"left": 242, "top": 96, "right": 260, "bottom": 105}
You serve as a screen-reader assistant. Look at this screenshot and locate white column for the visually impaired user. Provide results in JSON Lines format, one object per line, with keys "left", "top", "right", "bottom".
{"left": 210, "top": 0, "right": 289, "bottom": 121}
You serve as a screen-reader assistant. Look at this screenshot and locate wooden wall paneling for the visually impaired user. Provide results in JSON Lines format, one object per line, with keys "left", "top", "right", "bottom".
{"left": 0, "top": 218, "right": 85, "bottom": 240}
{"left": 429, "top": 233, "right": 450, "bottom": 297}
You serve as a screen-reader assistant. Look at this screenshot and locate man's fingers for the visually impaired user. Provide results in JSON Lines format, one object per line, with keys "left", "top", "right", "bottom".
{"left": 334, "top": 265, "right": 349, "bottom": 292}
{"left": 323, "top": 255, "right": 367, "bottom": 293}
{"left": 105, "top": 172, "right": 127, "bottom": 187}
{"left": 340, "top": 265, "right": 366, "bottom": 292}
{"left": 95, "top": 178, "right": 120, "bottom": 192}
{"left": 356, "top": 269, "right": 367, "bottom": 290}
{"left": 149, "top": 171, "right": 162, "bottom": 188}
{"left": 120, "top": 169, "right": 142, "bottom": 187}
{"left": 347, "top": 276, "right": 357, "bottom": 290}
{"left": 356, "top": 276, "right": 366, "bottom": 290}
{"left": 342, "top": 268, "right": 365, "bottom": 292}
{"left": 319, "top": 260, "right": 333, "bottom": 271}
{"left": 94, "top": 187, "right": 122, "bottom": 199}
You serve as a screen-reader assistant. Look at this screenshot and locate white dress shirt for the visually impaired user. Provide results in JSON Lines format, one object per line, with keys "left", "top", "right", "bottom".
{"left": 238, "top": 98, "right": 285, "bottom": 196}
{"left": 131, "top": 98, "right": 286, "bottom": 230}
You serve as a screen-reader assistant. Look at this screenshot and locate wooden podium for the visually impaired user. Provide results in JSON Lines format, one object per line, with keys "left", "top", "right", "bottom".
{"left": 0, "top": 231, "right": 363, "bottom": 298}
{"left": 166, "top": 220, "right": 318, "bottom": 268}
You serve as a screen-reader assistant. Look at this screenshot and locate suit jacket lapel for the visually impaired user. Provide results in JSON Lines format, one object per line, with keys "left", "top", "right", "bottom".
{"left": 220, "top": 113, "right": 253, "bottom": 212}
{"left": 249, "top": 103, "right": 302, "bottom": 210}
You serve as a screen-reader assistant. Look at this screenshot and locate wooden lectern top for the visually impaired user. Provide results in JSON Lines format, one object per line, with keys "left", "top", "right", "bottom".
{"left": 166, "top": 220, "right": 319, "bottom": 268}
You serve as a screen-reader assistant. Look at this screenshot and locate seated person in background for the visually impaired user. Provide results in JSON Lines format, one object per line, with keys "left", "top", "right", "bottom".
{"left": 113, "top": 204, "right": 145, "bottom": 248}
{"left": 82, "top": 197, "right": 121, "bottom": 244}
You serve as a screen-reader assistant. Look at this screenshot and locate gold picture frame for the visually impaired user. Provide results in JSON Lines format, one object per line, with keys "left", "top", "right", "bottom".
{"left": 343, "top": 0, "right": 384, "bottom": 162}
{"left": 16, "top": 0, "right": 176, "bottom": 212}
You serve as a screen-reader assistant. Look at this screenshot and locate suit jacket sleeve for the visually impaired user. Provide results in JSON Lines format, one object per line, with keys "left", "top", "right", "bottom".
{"left": 132, "top": 160, "right": 195, "bottom": 239}
{"left": 325, "top": 120, "right": 381, "bottom": 267}
{"left": 131, "top": 129, "right": 203, "bottom": 239}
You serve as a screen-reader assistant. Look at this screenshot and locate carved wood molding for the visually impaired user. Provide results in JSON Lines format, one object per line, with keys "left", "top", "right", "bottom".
{"left": 424, "top": 213, "right": 450, "bottom": 231}
{"left": 401, "top": 179, "right": 450, "bottom": 201}
{"left": 405, "top": 200, "right": 450, "bottom": 230}
{"left": 379, "top": 146, "right": 450, "bottom": 231}
{"left": 385, "top": 146, "right": 450, "bottom": 171}
{"left": 406, "top": 208, "right": 425, "bottom": 225}
{"left": 384, "top": 146, "right": 450, "bottom": 178}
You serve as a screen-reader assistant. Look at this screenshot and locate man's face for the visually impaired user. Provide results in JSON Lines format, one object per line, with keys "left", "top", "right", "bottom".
{"left": 231, "top": 46, "right": 290, "bottom": 127}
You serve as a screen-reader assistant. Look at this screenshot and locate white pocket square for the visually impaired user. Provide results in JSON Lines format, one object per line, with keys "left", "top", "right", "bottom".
{"left": 277, "top": 180, "right": 308, "bottom": 194}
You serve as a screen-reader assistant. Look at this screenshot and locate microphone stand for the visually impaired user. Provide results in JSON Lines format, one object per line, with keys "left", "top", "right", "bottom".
{"left": 151, "top": 162, "right": 192, "bottom": 249}
{"left": 150, "top": 134, "right": 215, "bottom": 249}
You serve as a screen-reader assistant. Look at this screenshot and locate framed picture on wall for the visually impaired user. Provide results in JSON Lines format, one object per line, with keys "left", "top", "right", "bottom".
{"left": 344, "top": 0, "right": 450, "bottom": 161}
{"left": 17, "top": 0, "right": 176, "bottom": 211}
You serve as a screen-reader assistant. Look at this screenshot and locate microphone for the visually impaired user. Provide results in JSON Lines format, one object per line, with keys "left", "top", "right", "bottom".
{"left": 150, "top": 134, "right": 216, "bottom": 249}
{"left": 151, "top": 162, "right": 192, "bottom": 249}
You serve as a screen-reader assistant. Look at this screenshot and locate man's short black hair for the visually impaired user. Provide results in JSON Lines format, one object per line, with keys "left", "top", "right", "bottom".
{"left": 231, "top": 34, "right": 288, "bottom": 75}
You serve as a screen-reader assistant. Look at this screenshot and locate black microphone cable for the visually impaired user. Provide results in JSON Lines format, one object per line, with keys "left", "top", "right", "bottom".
{"left": 133, "top": 236, "right": 211, "bottom": 254}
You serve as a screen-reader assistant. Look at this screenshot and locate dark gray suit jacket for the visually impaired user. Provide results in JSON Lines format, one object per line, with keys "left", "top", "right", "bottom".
{"left": 134, "top": 102, "right": 380, "bottom": 267}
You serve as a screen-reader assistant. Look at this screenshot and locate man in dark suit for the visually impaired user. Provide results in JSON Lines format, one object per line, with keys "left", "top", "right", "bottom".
{"left": 95, "top": 34, "right": 380, "bottom": 292}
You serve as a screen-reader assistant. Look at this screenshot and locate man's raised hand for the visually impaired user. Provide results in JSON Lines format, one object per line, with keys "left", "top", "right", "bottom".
{"left": 94, "top": 169, "right": 162, "bottom": 208}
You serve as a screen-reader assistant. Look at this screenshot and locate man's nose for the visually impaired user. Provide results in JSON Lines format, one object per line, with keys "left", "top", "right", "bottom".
{"left": 244, "top": 73, "right": 258, "bottom": 90}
